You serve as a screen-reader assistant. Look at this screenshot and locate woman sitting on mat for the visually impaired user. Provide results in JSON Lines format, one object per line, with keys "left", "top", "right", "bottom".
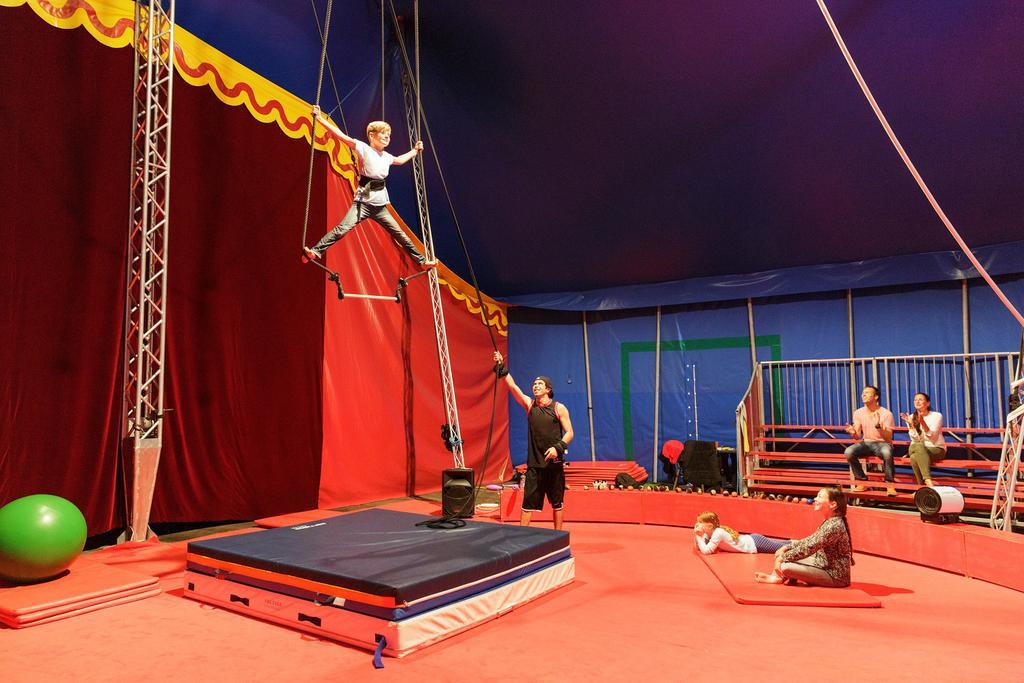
{"left": 900, "top": 392, "right": 946, "bottom": 487}
{"left": 693, "top": 511, "right": 788, "bottom": 554}
{"left": 754, "top": 486, "right": 853, "bottom": 587}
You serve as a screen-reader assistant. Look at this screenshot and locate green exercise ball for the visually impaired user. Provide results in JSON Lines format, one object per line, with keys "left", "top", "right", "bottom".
{"left": 0, "top": 494, "right": 88, "bottom": 583}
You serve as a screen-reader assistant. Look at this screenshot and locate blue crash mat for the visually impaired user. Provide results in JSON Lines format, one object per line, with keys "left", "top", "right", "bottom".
{"left": 187, "top": 508, "right": 570, "bottom": 606}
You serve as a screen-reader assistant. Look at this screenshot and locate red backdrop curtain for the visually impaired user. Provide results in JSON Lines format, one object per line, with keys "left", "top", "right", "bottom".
{"left": 0, "top": 7, "right": 130, "bottom": 533}
{"left": 317, "top": 172, "right": 510, "bottom": 507}
{"left": 2, "top": 4, "right": 509, "bottom": 534}
{"left": 149, "top": 76, "right": 327, "bottom": 523}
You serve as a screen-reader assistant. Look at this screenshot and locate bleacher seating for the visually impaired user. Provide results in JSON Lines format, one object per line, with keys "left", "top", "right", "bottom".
{"left": 744, "top": 423, "right": 1020, "bottom": 511}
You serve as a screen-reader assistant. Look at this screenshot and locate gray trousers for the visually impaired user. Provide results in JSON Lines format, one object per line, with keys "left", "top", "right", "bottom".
{"left": 779, "top": 559, "right": 845, "bottom": 587}
{"left": 312, "top": 201, "right": 424, "bottom": 262}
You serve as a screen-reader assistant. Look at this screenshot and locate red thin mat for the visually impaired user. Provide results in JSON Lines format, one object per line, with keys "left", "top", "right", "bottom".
{"left": 0, "top": 557, "right": 161, "bottom": 627}
{"left": 0, "top": 557, "right": 158, "bottom": 617}
{"left": 0, "top": 587, "right": 162, "bottom": 628}
{"left": 698, "top": 551, "right": 881, "bottom": 607}
{"left": 254, "top": 509, "right": 343, "bottom": 528}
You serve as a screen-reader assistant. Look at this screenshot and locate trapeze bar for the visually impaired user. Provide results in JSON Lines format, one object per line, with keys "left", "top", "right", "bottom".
{"left": 346, "top": 292, "right": 401, "bottom": 302}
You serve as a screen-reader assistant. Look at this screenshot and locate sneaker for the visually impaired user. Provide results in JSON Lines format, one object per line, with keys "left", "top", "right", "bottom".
{"left": 886, "top": 486, "right": 898, "bottom": 497}
{"left": 849, "top": 484, "right": 866, "bottom": 493}
{"left": 303, "top": 247, "right": 320, "bottom": 261}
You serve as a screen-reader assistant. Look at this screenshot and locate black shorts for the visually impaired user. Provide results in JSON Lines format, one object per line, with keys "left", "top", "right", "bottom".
{"left": 522, "top": 465, "right": 565, "bottom": 512}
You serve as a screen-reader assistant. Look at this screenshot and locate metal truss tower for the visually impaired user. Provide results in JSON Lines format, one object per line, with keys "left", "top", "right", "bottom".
{"left": 122, "top": 0, "right": 176, "bottom": 541}
{"left": 991, "top": 352, "right": 1024, "bottom": 531}
{"left": 400, "top": 71, "right": 465, "bottom": 469}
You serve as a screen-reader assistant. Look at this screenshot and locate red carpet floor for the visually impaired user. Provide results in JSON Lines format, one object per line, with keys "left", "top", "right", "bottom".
{"left": 1, "top": 502, "right": 1019, "bottom": 682}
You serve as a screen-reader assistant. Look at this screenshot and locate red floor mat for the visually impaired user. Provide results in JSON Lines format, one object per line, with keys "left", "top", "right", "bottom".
{"left": 698, "top": 551, "right": 881, "bottom": 607}
{"left": 254, "top": 509, "right": 343, "bottom": 528}
{"left": 0, "top": 556, "right": 161, "bottom": 628}
{"left": 515, "top": 461, "right": 650, "bottom": 488}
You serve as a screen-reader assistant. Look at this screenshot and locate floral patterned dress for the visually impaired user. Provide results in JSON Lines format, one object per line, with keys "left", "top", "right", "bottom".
{"left": 779, "top": 516, "right": 852, "bottom": 586}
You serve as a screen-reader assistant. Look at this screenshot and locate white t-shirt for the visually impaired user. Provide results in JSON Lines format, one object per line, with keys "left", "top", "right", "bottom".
{"left": 696, "top": 527, "right": 757, "bottom": 554}
{"left": 354, "top": 139, "right": 394, "bottom": 206}
{"left": 908, "top": 411, "right": 945, "bottom": 449}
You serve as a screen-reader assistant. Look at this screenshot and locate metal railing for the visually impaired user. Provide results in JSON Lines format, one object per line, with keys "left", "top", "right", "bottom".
{"left": 736, "top": 351, "right": 1020, "bottom": 498}
{"left": 758, "top": 352, "right": 1019, "bottom": 434}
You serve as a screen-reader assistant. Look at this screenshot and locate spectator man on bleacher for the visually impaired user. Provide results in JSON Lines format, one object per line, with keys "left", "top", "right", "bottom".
{"left": 844, "top": 385, "right": 897, "bottom": 496}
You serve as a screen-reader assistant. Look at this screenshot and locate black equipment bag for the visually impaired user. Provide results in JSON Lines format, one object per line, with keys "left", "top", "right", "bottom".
{"left": 682, "top": 440, "right": 723, "bottom": 489}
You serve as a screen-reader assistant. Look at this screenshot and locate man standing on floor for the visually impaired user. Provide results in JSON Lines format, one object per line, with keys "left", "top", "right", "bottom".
{"left": 493, "top": 351, "right": 573, "bottom": 530}
{"left": 844, "top": 385, "right": 897, "bottom": 496}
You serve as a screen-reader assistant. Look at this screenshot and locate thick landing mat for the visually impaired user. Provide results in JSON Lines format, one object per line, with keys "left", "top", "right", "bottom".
{"left": 0, "top": 557, "right": 161, "bottom": 628}
{"left": 188, "top": 508, "right": 569, "bottom": 607}
{"left": 698, "top": 552, "right": 881, "bottom": 607}
{"left": 184, "top": 556, "right": 575, "bottom": 657}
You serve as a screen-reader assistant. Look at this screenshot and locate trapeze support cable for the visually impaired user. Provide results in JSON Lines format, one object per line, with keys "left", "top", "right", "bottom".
{"left": 395, "top": 266, "right": 431, "bottom": 302}
{"left": 300, "top": 0, "right": 334, "bottom": 252}
{"left": 308, "top": 0, "right": 350, "bottom": 135}
{"left": 386, "top": 0, "right": 499, "bottom": 351}
{"left": 817, "top": 0, "right": 1024, "bottom": 330}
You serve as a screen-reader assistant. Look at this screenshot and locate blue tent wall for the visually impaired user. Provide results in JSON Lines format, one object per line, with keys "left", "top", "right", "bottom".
{"left": 970, "top": 278, "right": 1024, "bottom": 353}
{"left": 585, "top": 310, "right": 658, "bottom": 461}
{"left": 506, "top": 308, "right": 592, "bottom": 466}
{"left": 753, "top": 293, "right": 850, "bottom": 362}
{"left": 853, "top": 283, "right": 963, "bottom": 357}
{"left": 506, "top": 274, "right": 1024, "bottom": 468}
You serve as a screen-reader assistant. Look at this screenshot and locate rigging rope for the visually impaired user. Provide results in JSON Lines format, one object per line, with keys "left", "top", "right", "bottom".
{"left": 817, "top": 0, "right": 1024, "bottom": 329}
{"left": 415, "top": 0, "right": 421, "bottom": 142}
{"left": 302, "top": 0, "right": 403, "bottom": 302}
{"left": 396, "top": 0, "right": 504, "bottom": 497}
{"left": 300, "top": 0, "right": 335, "bottom": 252}
{"left": 308, "top": 0, "right": 350, "bottom": 134}
{"left": 386, "top": 0, "right": 499, "bottom": 353}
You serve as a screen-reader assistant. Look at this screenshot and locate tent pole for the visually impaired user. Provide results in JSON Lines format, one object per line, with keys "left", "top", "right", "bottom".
{"left": 582, "top": 311, "right": 596, "bottom": 461}
{"left": 653, "top": 306, "right": 662, "bottom": 480}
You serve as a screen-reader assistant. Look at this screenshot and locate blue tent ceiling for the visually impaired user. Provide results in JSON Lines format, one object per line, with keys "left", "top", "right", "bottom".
{"left": 175, "top": 1, "right": 1023, "bottom": 299}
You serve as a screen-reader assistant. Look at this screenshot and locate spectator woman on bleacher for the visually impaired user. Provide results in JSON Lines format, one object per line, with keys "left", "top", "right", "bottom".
{"left": 901, "top": 392, "right": 946, "bottom": 488}
{"left": 692, "top": 511, "right": 788, "bottom": 554}
{"left": 754, "top": 486, "right": 853, "bottom": 587}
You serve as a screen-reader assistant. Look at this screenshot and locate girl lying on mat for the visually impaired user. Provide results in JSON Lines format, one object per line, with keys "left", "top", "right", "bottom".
{"left": 754, "top": 486, "right": 853, "bottom": 587}
{"left": 693, "top": 511, "right": 789, "bottom": 554}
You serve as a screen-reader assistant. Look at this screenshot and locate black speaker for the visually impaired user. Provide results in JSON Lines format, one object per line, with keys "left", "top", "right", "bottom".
{"left": 442, "top": 468, "right": 475, "bottom": 518}
{"left": 682, "top": 440, "right": 723, "bottom": 489}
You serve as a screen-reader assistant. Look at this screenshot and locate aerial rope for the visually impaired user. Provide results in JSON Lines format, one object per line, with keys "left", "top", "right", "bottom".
{"left": 301, "top": 0, "right": 428, "bottom": 303}
{"left": 302, "top": 0, "right": 508, "bottom": 511}
{"left": 299, "top": 0, "right": 353, "bottom": 298}
{"left": 817, "top": 0, "right": 1024, "bottom": 330}
{"left": 309, "top": 0, "right": 350, "bottom": 136}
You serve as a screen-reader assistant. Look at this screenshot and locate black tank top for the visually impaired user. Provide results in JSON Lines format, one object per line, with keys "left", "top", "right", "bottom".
{"left": 527, "top": 400, "right": 564, "bottom": 469}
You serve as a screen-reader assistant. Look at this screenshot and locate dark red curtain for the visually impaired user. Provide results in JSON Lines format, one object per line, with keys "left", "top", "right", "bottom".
{"left": 317, "top": 173, "right": 510, "bottom": 507}
{"left": 149, "top": 76, "right": 326, "bottom": 522}
{"left": 0, "top": 7, "right": 129, "bottom": 533}
{"left": 3, "top": 5, "right": 508, "bottom": 530}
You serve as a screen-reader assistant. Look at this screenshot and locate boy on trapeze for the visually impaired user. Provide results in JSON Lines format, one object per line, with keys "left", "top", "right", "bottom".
{"left": 303, "top": 106, "right": 435, "bottom": 268}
